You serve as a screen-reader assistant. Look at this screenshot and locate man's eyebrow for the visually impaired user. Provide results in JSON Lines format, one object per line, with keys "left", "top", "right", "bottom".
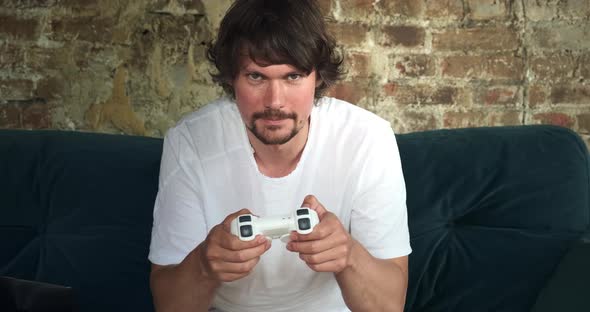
{"left": 283, "top": 71, "right": 307, "bottom": 78}
{"left": 243, "top": 69, "right": 268, "bottom": 78}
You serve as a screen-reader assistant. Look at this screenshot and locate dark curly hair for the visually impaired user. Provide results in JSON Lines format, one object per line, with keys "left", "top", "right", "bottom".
{"left": 207, "top": 0, "right": 344, "bottom": 99}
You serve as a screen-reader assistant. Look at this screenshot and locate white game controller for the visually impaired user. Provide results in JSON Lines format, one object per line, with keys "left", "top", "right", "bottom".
{"left": 230, "top": 207, "right": 320, "bottom": 243}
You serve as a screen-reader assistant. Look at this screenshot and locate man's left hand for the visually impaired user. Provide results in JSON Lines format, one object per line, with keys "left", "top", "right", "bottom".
{"left": 286, "top": 195, "right": 354, "bottom": 273}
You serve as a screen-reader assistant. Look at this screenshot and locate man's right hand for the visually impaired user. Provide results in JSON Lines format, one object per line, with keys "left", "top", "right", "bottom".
{"left": 197, "top": 208, "right": 271, "bottom": 283}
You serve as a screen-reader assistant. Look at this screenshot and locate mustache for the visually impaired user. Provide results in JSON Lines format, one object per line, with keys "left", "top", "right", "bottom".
{"left": 252, "top": 109, "right": 297, "bottom": 120}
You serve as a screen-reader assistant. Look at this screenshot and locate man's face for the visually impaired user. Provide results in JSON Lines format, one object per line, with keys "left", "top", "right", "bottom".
{"left": 233, "top": 57, "right": 317, "bottom": 145}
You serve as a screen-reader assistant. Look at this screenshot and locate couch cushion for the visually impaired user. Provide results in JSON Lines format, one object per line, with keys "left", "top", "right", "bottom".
{"left": 397, "top": 125, "right": 590, "bottom": 311}
{"left": 530, "top": 238, "right": 590, "bottom": 312}
{"left": 1, "top": 125, "right": 588, "bottom": 312}
{"left": 0, "top": 130, "right": 162, "bottom": 312}
{"left": 0, "top": 276, "right": 77, "bottom": 312}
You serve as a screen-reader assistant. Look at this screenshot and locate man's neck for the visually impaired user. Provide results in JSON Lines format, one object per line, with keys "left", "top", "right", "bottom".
{"left": 248, "top": 122, "right": 309, "bottom": 178}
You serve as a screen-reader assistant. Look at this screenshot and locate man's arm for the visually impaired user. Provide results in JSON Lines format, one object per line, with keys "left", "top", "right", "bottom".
{"left": 335, "top": 242, "right": 408, "bottom": 311}
{"left": 151, "top": 245, "right": 220, "bottom": 312}
{"left": 288, "top": 195, "right": 409, "bottom": 312}
{"left": 150, "top": 209, "right": 271, "bottom": 312}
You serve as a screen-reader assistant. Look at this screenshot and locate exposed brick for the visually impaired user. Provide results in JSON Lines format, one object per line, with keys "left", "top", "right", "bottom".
{"left": 345, "top": 51, "right": 370, "bottom": 78}
{"left": 530, "top": 53, "right": 577, "bottom": 81}
{"left": 578, "top": 114, "right": 590, "bottom": 133}
{"left": 50, "top": 16, "right": 115, "bottom": 43}
{"left": 424, "top": 0, "right": 463, "bottom": 19}
{"left": 149, "top": 0, "right": 204, "bottom": 15}
{"left": 379, "top": 25, "right": 425, "bottom": 48}
{"left": 327, "top": 22, "right": 369, "bottom": 47}
{"left": 390, "top": 54, "right": 435, "bottom": 78}
{"left": 489, "top": 111, "right": 522, "bottom": 126}
{"left": 0, "top": 0, "right": 56, "bottom": 7}
{"left": 528, "top": 84, "right": 548, "bottom": 108}
{"left": 397, "top": 111, "right": 439, "bottom": 132}
{"left": 148, "top": 14, "right": 202, "bottom": 43}
{"left": 550, "top": 84, "right": 590, "bottom": 105}
{"left": 25, "top": 46, "right": 71, "bottom": 72}
{"left": 317, "top": 0, "right": 333, "bottom": 16}
{"left": 475, "top": 85, "right": 521, "bottom": 106}
{"left": 384, "top": 83, "right": 459, "bottom": 105}
{"left": 522, "top": 0, "right": 590, "bottom": 21}
{"left": 530, "top": 24, "right": 590, "bottom": 50}
{"left": 532, "top": 112, "right": 575, "bottom": 128}
{"left": 433, "top": 27, "right": 520, "bottom": 51}
{"left": 0, "top": 14, "right": 40, "bottom": 40}
{"left": 0, "top": 43, "right": 26, "bottom": 70}
{"left": 35, "top": 76, "right": 64, "bottom": 100}
{"left": 0, "top": 79, "right": 35, "bottom": 100}
{"left": 523, "top": 0, "right": 559, "bottom": 21}
{"left": 22, "top": 100, "right": 50, "bottom": 129}
{"left": 326, "top": 80, "right": 372, "bottom": 104}
{"left": 58, "top": 0, "right": 99, "bottom": 8}
{"left": 442, "top": 55, "right": 524, "bottom": 80}
{"left": 467, "top": 0, "right": 510, "bottom": 20}
{"left": 444, "top": 111, "right": 486, "bottom": 128}
{"left": 0, "top": 103, "right": 22, "bottom": 128}
{"left": 559, "top": 0, "right": 590, "bottom": 20}
{"left": 338, "top": 0, "right": 374, "bottom": 18}
{"left": 378, "top": 0, "right": 423, "bottom": 18}
{"left": 579, "top": 54, "right": 590, "bottom": 79}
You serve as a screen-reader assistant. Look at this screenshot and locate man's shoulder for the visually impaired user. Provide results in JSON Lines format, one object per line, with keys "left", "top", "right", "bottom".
{"left": 163, "top": 98, "right": 245, "bottom": 159}
{"left": 175, "top": 97, "right": 238, "bottom": 128}
{"left": 316, "top": 97, "right": 391, "bottom": 132}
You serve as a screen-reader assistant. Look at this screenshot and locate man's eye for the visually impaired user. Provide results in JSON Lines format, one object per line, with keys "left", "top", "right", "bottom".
{"left": 287, "top": 74, "right": 302, "bottom": 80}
{"left": 248, "top": 73, "right": 262, "bottom": 80}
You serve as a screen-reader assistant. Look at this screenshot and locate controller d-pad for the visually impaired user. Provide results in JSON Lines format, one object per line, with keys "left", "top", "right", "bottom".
{"left": 298, "top": 218, "right": 311, "bottom": 230}
{"left": 240, "top": 225, "right": 253, "bottom": 237}
{"left": 297, "top": 209, "right": 309, "bottom": 216}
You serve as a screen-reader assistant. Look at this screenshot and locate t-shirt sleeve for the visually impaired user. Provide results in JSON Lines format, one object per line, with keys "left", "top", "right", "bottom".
{"left": 148, "top": 125, "right": 208, "bottom": 266}
{"left": 350, "top": 121, "right": 412, "bottom": 260}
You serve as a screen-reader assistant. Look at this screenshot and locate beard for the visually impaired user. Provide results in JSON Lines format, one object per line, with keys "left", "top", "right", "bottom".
{"left": 247, "top": 108, "right": 303, "bottom": 145}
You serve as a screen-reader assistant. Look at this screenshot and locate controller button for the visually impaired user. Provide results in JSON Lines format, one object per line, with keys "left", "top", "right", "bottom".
{"left": 296, "top": 209, "right": 309, "bottom": 216}
{"left": 298, "top": 218, "right": 311, "bottom": 230}
{"left": 239, "top": 215, "right": 252, "bottom": 222}
{"left": 240, "top": 225, "right": 253, "bottom": 237}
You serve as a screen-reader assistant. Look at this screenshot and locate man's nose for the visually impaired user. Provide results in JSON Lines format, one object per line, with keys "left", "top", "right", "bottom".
{"left": 264, "top": 80, "right": 284, "bottom": 109}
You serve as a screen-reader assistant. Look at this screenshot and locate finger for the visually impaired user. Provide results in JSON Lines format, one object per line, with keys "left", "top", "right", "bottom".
{"left": 209, "top": 256, "right": 261, "bottom": 275}
{"left": 287, "top": 233, "right": 335, "bottom": 254}
{"left": 217, "top": 272, "right": 249, "bottom": 282}
{"left": 218, "top": 239, "right": 271, "bottom": 263}
{"left": 217, "top": 232, "right": 268, "bottom": 251}
{"left": 298, "top": 245, "right": 349, "bottom": 266}
{"left": 306, "top": 258, "right": 348, "bottom": 273}
{"left": 301, "top": 195, "right": 328, "bottom": 218}
{"left": 291, "top": 213, "right": 341, "bottom": 242}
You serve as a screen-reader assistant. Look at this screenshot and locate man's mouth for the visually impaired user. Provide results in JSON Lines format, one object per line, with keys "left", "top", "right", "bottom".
{"left": 263, "top": 117, "right": 286, "bottom": 121}
{"left": 253, "top": 109, "right": 296, "bottom": 123}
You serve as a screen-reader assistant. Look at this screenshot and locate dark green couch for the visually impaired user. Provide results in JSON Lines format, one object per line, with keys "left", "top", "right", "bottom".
{"left": 1, "top": 125, "right": 588, "bottom": 312}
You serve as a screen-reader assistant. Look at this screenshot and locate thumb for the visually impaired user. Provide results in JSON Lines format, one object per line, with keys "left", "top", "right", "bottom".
{"left": 301, "top": 195, "right": 327, "bottom": 219}
{"left": 222, "top": 208, "right": 253, "bottom": 229}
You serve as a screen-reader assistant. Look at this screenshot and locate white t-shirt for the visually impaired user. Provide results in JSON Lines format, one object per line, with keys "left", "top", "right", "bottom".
{"left": 149, "top": 96, "right": 411, "bottom": 312}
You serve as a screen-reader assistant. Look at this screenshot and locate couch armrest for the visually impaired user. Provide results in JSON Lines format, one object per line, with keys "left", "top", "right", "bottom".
{"left": 531, "top": 237, "right": 590, "bottom": 312}
{"left": 0, "top": 276, "right": 77, "bottom": 312}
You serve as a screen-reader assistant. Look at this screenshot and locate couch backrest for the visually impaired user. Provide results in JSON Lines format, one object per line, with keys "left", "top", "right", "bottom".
{"left": 397, "top": 125, "right": 590, "bottom": 311}
{"left": 0, "top": 130, "right": 162, "bottom": 312}
{"left": 1, "top": 125, "right": 588, "bottom": 312}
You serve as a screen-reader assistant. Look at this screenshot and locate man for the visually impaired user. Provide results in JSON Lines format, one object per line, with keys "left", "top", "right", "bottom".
{"left": 148, "top": 0, "right": 411, "bottom": 311}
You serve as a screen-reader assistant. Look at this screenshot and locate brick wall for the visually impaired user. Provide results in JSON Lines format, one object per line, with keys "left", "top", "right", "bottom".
{"left": 1, "top": 0, "right": 589, "bottom": 147}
